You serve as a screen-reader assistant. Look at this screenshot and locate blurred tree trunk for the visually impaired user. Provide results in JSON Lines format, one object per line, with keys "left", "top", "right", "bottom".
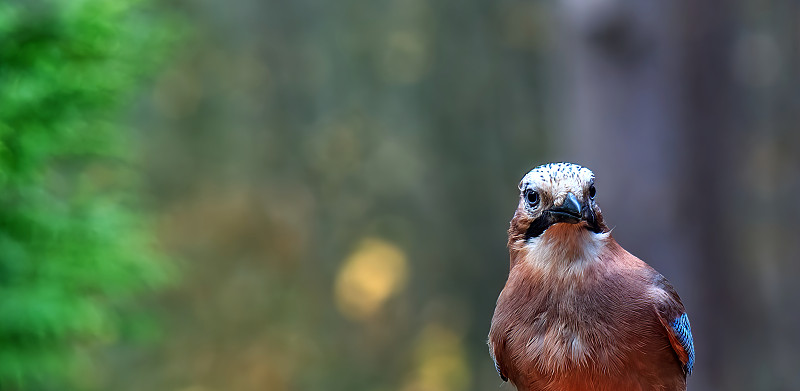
{"left": 556, "top": 1, "right": 738, "bottom": 389}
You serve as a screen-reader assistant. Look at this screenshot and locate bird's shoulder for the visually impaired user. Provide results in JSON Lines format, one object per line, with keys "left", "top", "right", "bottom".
{"left": 604, "top": 240, "right": 695, "bottom": 376}
{"left": 649, "top": 272, "right": 695, "bottom": 376}
{"left": 601, "top": 239, "right": 679, "bottom": 301}
{"left": 606, "top": 239, "right": 695, "bottom": 376}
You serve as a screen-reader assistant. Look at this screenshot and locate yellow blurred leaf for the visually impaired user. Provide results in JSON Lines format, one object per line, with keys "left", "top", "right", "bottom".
{"left": 334, "top": 238, "right": 408, "bottom": 321}
{"left": 402, "top": 324, "right": 470, "bottom": 391}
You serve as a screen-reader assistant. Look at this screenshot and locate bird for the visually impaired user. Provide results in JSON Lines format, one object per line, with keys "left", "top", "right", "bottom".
{"left": 488, "top": 162, "right": 694, "bottom": 391}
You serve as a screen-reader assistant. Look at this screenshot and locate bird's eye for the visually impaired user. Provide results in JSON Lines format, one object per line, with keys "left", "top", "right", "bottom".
{"left": 588, "top": 185, "right": 596, "bottom": 199}
{"left": 524, "top": 189, "right": 540, "bottom": 207}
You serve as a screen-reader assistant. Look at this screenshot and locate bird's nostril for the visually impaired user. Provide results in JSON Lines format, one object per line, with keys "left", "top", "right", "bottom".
{"left": 551, "top": 193, "right": 581, "bottom": 217}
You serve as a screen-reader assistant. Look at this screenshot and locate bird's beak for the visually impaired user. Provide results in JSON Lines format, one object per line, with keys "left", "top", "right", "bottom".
{"left": 547, "top": 192, "right": 582, "bottom": 224}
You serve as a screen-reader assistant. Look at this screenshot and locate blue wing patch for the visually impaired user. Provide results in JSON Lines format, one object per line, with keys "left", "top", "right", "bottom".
{"left": 494, "top": 359, "right": 507, "bottom": 381}
{"left": 489, "top": 346, "right": 508, "bottom": 381}
{"left": 670, "top": 313, "right": 695, "bottom": 375}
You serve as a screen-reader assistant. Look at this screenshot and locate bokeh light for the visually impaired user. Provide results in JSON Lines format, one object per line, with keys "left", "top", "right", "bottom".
{"left": 335, "top": 238, "right": 408, "bottom": 321}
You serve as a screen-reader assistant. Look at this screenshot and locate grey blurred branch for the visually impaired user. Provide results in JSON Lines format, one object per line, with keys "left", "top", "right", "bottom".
{"left": 557, "top": 1, "right": 739, "bottom": 389}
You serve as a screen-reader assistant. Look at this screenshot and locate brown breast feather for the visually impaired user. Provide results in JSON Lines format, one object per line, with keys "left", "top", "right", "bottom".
{"left": 489, "top": 237, "right": 687, "bottom": 391}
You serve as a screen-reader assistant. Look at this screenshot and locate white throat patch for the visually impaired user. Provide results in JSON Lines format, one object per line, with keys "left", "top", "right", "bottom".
{"left": 522, "top": 224, "right": 610, "bottom": 278}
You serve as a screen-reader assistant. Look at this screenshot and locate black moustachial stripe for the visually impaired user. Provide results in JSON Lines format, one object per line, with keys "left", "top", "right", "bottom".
{"left": 524, "top": 214, "right": 553, "bottom": 239}
{"left": 585, "top": 204, "right": 605, "bottom": 234}
{"left": 525, "top": 202, "right": 606, "bottom": 239}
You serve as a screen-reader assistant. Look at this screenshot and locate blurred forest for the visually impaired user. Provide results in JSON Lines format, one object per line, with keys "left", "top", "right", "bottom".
{"left": 0, "top": 0, "right": 172, "bottom": 389}
{"left": 3, "top": 0, "right": 800, "bottom": 390}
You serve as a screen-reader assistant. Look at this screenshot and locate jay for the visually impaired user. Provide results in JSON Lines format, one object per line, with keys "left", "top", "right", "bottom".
{"left": 488, "top": 163, "right": 694, "bottom": 391}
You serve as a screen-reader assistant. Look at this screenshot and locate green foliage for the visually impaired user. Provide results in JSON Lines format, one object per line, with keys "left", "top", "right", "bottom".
{"left": 0, "top": 0, "right": 174, "bottom": 388}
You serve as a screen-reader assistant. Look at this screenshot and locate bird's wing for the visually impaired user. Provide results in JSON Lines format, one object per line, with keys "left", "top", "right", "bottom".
{"left": 653, "top": 275, "right": 695, "bottom": 376}
{"left": 488, "top": 337, "right": 508, "bottom": 381}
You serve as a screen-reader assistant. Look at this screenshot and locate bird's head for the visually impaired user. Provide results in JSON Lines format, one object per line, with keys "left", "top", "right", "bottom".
{"left": 508, "top": 162, "right": 609, "bottom": 258}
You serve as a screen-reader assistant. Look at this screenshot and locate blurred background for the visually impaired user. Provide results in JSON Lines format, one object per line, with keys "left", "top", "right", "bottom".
{"left": 1, "top": 0, "right": 799, "bottom": 390}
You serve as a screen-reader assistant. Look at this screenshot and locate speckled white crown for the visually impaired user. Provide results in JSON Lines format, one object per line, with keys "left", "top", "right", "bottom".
{"left": 519, "top": 162, "right": 595, "bottom": 193}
